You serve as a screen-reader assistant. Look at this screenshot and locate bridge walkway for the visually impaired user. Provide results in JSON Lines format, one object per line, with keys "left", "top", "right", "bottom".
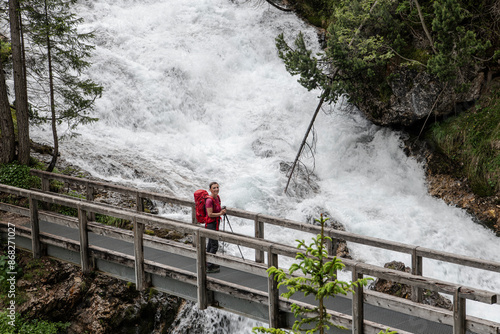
{"left": 1, "top": 172, "right": 500, "bottom": 334}
{"left": 27, "top": 218, "right": 459, "bottom": 334}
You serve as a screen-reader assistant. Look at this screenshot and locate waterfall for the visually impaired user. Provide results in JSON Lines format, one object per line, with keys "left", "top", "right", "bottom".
{"left": 29, "top": 0, "right": 500, "bottom": 330}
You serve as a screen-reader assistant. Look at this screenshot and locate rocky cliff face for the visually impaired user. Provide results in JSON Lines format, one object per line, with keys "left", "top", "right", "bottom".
{"left": 356, "top": 67, "right": 485, "bottom": 127}
{"left": 404, "top": 139, "right": 500, "bottom": 236}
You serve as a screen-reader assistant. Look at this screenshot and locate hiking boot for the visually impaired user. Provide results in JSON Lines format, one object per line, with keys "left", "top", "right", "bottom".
{"left": 207, "top": 266, "right": 220, "bottom": 274}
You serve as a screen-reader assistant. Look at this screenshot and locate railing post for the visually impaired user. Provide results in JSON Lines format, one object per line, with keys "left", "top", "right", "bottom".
{"left": 326, "top": 237, "right": 339, "bottom": 257}
{"left": 192, "top": 204, "right": 198, "bottom": 248}
{"left": 254, "top": 214, "right": 264, "bottom": 263}
{"left": 267, "top": 246, "right": 280, "bottom": 329}
{"left": 411, "top": 247, "right": 423, "bottom": 303}
{"left": 134, "top": 218, "right": 146, "bottom": 291}
{"left": 29, "top": 195, "right": 41, "bottom": 259}
{"left": 86, "top": 182, "right": 96, "bottom": 221}
{"left": 327, "top": 235, "right": 339, "bottom": 280}
{"left": 197, "top": 229, "right": 208, "bottom": 309}
{"left": 453, "top": 287, "right": 466, "bottom": 334}
{"left": 136, "top": 192, "right": 144, "bottom": 212}
{"left": 41, "top": 175, "right": 50, "bottom": 192}
{"left": 78, "top": 205, "right": 91, "bottom": 274}
{"left": 352, "top": 265, "right": 364, "bottom": 334}
{"left": 40, "top": 176, "right": 50, "bottom": 210}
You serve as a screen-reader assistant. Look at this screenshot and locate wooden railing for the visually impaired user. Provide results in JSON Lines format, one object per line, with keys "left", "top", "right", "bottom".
{"left": 0, "top": 171, "right": 494, "bottom": 333}
{"left": 30, "top": 170, "right": 500, "bottom": 294}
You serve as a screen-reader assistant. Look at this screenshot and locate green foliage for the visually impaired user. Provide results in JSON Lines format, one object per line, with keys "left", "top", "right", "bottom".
{"left": 289, "top": 0, "right": 336, "bottom": 28}
{"left": 56, "top": 205, "right": 78, "bottom": 217}
{"left": 428, "top": 0, "right": 491, "bottom": 83}
{"left": 49, "top": 179, "right": 65, "bottom": 193}
{"left": 277, "top": 0, "right": 405, "bottom": 105}
{"left": 253, "top": 215, "right": 372, "bottom": 334}
{"left": 276, "top": 32, "right": 329, "bottom": 94}
{"left": 428, "top": 87, "right": 500, "bottom": 196}
{"left": 96, "top": 214, "right": 131, "bottom": 229}
{"left": 0, "top": 254, "right": 22, "bottom": 294}
{"left": 0, "top": 311, "right": 70, "bottom": 334}
{"left": 22, "top": 0, "right": 103, "bottom": 135}
{"left": 0, "top": 39, "right": 11, "bottom": 63}
{"left": 276, "top": 0, "right": 497, "bottom": 107}
{"left": 0, "top": 163, "right": 40, "bottom": 189}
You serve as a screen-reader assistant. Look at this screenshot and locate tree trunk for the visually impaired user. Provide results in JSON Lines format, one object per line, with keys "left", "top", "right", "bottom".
{"left": 413, "top": 0, "right": 436, "bottom": 54}
{"left": 284, "top": 95, "right": 325, "bottom": 194}
{"left": 9, "top": 0, "right": 30, "bottom": 165}
{"left": 45, "top": 0, "right": 58, "bottom": 172}
{"left": 0, "top": 59, "right": 16, "bottom": 163}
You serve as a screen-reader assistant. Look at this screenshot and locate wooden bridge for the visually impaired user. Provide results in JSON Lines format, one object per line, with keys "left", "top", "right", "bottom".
{"left": 1, "top": 170, "right": 499, "bottom": 334}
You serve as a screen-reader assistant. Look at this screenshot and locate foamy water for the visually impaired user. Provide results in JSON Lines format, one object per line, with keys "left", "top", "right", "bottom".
{"left": 28, "top": 0, "right": 499, "bottom": 329}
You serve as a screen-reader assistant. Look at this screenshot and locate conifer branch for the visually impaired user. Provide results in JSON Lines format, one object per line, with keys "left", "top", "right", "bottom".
{"left": 284, "top": 1, "right": 380, "bottom": 194}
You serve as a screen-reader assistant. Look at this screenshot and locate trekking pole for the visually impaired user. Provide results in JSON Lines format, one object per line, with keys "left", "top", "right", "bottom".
{"left": 223, "top": 213, "right": 245, "bottom": 261}
{"left": 221, "top": 215, "right": 226, "bottom": 255}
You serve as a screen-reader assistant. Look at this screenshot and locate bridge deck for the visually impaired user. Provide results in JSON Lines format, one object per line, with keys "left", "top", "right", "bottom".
{"left": 15, "top": 218, "right": 463, "bottom": 334}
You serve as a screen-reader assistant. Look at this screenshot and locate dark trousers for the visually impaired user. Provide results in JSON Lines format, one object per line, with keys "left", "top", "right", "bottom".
{"left": 206, "top": 221, "right": 219, "bottom": 268}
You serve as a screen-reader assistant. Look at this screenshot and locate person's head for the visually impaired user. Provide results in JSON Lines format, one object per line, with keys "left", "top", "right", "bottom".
{"left": 209, "top": 182, "right": 219, "bottom": 196}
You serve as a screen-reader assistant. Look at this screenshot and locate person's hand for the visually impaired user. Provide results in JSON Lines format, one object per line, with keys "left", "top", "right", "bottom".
{"left": 221, "top": 208, "right": 227, "bottom": 215}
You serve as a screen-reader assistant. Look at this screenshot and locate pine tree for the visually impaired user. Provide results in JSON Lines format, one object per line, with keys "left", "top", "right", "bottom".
{"left": 252, "top": 215, "right": 385, "bottom": 334}
{"left": 23, "top": 0, "right": 102, "bottom": 171}
{"left": 0, "top": 39, "right": 16, "bottom": 164}
{"left": 8, "top": 0, "right": 30, "bottom": 165}
{"left": 428, "top": 0, "right": 491, "bottom": 84}
{"left": 276, "top": 0, "right": 496, "bottom": 104}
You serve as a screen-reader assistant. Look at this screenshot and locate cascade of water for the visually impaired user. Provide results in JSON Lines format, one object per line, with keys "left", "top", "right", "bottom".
{"left": 29, "top": 0, "right": 500, "bottom": 329}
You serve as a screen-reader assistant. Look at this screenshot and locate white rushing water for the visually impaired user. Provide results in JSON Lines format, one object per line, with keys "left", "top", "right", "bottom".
{"left": 28, "top": 0, "right": 499, "bottom": 330}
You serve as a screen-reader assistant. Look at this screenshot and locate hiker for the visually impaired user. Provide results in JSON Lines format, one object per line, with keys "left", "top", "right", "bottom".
{"left": 205, "top": 181, "right": 226, "bottom": 273}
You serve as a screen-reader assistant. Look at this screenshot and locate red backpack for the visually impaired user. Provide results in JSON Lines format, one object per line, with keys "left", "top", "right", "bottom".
{"left": 194, "top": 189, "right": 210, "bottom": 224}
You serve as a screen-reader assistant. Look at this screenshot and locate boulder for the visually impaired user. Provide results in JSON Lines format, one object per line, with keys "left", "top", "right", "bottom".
{"left": 356, "top": 67, "right": 484, "bottom": 127}
{"left": 372, "top": 261, "right": 453, "bottom": 310}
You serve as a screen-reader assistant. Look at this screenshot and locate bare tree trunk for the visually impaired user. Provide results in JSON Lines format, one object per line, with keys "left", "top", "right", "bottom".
{"left": 413, "top": 0, "right": 436, "bottom": 53}
{"left": 284, "top": 95, "right": 325, "bottom": 194}
{"left": 0, "top": 59, "right": 16, "bottom": 163}
{"left": 8, "top": 0, "right": 30, "bottom": 165}
{"left": 45, "top": 0, "right": 58, "bottom": 172}
{"left": 284, "top": 1, "right": 381, "bottom": 194}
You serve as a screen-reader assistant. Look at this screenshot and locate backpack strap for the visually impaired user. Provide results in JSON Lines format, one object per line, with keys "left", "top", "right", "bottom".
{"left": 205, "top": 195, "right": 221, "bottom": 224}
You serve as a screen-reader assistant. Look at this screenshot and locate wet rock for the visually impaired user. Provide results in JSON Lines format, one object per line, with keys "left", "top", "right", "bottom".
{"left": 306, "top": 209, "right": 352, "bottom": 259}
{"left": 371, "top": 261, "right": 452, "bottom": 310}
{"left": 404, "top": 138, "right": 500, "bottom": 236}
{"left": 372, "top": 261, "right": 412, "bottom": 299}
{"left": 356, "top": 67, "right": 483, "bottom": 127}
{"left": 279, "top": 161, "right": 320, "bottom": 198}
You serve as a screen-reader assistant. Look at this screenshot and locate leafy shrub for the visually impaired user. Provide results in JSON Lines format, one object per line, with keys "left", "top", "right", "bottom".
{"left": 96, "top": 214, "right": 131, "bottom": 229}
{"left": 428, "top": 87, "right": 500, "bottom": 196}
{"left": 0, "top": 311, "right": 70, "bottom": 334}
{"left": 0, "top": 254, "right": 22, "bottom": 294}
{"left": 0, "top": 163, "right": 40, "bottom": 189}
{"left": 253, "top": 215, "right": 374, "bottom": 334}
